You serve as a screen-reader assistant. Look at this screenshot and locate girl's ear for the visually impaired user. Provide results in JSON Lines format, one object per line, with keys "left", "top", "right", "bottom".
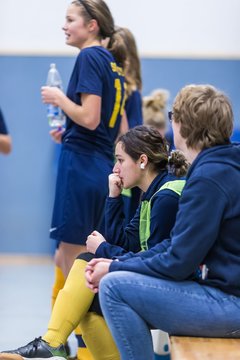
{"left": 88, "top": 19, "right": 100, "bottom": 34}
{"left": 139, "top": 154, "right": 148, "bottom": 167}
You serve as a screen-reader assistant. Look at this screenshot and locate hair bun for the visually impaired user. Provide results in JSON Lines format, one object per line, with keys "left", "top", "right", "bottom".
{"left": 143, "top": 89, "right": 170, "bottom": 130}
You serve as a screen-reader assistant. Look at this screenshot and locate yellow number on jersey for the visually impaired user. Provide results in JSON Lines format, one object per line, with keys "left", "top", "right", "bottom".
{"left": 109, "top": 79, "right": 122, "bottom": 128}
{"left": 120, "top": 82, "right": 127, "bottom": 116}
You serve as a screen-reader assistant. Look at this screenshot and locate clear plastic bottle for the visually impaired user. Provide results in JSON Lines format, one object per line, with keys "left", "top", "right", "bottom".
{"left": 46, "top": 63, "right": 66, "bottom": 127}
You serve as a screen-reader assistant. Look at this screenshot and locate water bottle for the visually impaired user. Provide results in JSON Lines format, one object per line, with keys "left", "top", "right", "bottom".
{"left": 46, "top": 63, "right": 66, "bottom": 127}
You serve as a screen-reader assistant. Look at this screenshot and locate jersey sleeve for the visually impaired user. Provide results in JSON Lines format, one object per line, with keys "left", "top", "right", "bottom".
{"left": 95, "top": 242, "right": 129, "bottom": 258}
{"left": 75, "top": 50, "right": 103, "bottom": 97}
{"left": 105, "top": 196, "right": 141, "bottom": 253}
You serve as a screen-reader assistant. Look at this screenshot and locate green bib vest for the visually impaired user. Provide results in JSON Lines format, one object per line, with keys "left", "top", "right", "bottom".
{"left": 139, "top": 180, "right": 186, "bottom": 251}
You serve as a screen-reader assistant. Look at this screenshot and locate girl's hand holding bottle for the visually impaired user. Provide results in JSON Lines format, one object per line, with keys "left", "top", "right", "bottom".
{"left": 41, "top": 86, "right": 64, "bottom": 107}
{"left": 43, "top": 63, "right": 66, "bottom": 128}
{"left": 49, "top": 128, "right": 65, "bottom": 144}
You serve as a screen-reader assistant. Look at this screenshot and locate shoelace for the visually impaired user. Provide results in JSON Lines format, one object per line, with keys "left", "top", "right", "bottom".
{"left": 31, "top": 337, "right": 43, "bottom": 351}
{"left": 17, "top": 337, "right": 43, "bottom": 353}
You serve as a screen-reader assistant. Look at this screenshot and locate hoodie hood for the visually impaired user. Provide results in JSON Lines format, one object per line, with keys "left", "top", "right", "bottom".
{"left": 187, "top": 142, "right": 240, "bottom": 179}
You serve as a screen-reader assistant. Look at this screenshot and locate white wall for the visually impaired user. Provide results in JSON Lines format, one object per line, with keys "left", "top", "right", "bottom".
{"left": 1, "top": 0, "right": 240, "bottom": 57}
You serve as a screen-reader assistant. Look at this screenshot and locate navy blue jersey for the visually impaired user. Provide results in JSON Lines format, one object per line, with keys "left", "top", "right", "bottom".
{"left": 62, "top": 46, "right": 125, "bottom": 160}
{"left": 125, "top": 89, "right": 143, "bottom": 129}
{"left": 0, "top": 109, "right": 8, "bottom": 134}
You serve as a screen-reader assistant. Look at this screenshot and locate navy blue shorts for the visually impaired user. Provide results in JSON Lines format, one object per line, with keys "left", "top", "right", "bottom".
{"left": 50, "top": 147, "right": 112, "bottom": 245}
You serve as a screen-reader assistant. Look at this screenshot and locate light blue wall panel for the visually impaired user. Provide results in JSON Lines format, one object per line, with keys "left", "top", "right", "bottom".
{"left": 0, "top": 56, "right": 239, "bottom": 254}
{"left": 141, "top": 58, "right": 240, "bottom": 128}
{"left": 0, "top": 56, "right": 75, "bottom": 254}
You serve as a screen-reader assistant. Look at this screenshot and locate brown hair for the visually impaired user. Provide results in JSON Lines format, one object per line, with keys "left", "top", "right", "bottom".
{"left": 173, "top": 84, "right": 233, "bottom": 150}
{"left": 72, "top": 0, "right": 127, "bottom": 66}
{"left": 114, "top": 27, "right": 142, "bottom": 95}
{"left": 118, "top": 125, "right": 188, "bottom": 177}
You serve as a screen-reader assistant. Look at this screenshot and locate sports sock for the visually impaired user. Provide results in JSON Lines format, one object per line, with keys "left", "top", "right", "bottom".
{"left": 80, "top": 312, "right": 120, "bottom": 360}
{"left": 51, "top": 265, "right": 65, "bottom": 309}
{"left": 43, "top": 259, "right": 94, "bottom": 347}
{"left": 77, "top": 346, "right": 94, "bottom": 360}
{"left": 75, "top": 325, "right": 94, "bottom": 360}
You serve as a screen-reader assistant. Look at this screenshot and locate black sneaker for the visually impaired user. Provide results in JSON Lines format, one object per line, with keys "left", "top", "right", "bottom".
{"left": 0, "top": 337, "right": 67, "bottom": 360}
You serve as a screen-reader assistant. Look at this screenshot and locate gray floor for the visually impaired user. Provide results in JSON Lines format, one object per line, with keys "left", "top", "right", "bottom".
{"left": 0, "top": 256, "right": 76, "bottom": 353}
{"left": 0, "top": 256, "right": 169, "bottom": 359}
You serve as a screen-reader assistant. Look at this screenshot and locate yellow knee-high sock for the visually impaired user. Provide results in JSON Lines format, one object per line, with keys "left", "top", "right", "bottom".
{"left": 80, "top": 313, "right": 120, "bottom": 360}
{"left": 42, "top": 259, "right": 95, "bottom": 348}
{"left": 74, "top": 325, "right": 94, "bottom": 360}
{"left": 51, "top": 265, "right": 65, "bottom": 309}
{"left": 51, "top": 265, "right": 72, "bottom": 355}
{"left": 51, "top": 263, "right": 92, "bottom": 359}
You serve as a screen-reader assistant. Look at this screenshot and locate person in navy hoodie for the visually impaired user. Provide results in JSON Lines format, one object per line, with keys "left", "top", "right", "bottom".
{"left": 86, "top": 84, "right": 240, "bottom": 360}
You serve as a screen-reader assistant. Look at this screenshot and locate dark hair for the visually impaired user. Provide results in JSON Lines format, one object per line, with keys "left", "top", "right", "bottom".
{"left": 168, "top": 150, "right": 189, "bottom": 177}
{"left": 72, "top": 0, "right": 127, "bottom": 66}
{"left": 118, "top": 125, "right": 188, "bottom": 177}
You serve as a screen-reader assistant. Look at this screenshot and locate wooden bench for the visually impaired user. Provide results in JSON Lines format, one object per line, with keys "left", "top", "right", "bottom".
{"left": 170, "top": 336, "right": 240, "bottom": 360}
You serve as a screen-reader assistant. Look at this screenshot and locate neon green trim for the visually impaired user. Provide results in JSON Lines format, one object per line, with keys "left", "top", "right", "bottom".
{"left": 157, "top": 180, "right": 185, "bottom": 196}
{"left": 139, "top": 180, "right": 186, "bottom": 251}
{"left": 121, "top": 188, "right": 132, "bottom": 197}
